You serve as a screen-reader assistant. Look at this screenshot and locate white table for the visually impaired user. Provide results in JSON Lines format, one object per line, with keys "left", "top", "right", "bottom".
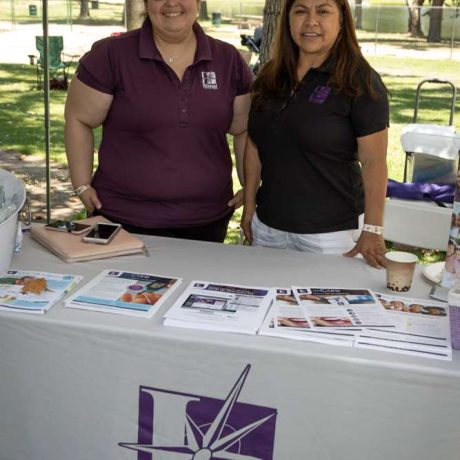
{"left": 0, "top": 234, "right": 459, "bottom": 460}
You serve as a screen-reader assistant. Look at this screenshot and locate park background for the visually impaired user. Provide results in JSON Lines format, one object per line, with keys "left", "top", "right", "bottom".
{"left": 0, "top": 0, "right": 459, "bottom": 255}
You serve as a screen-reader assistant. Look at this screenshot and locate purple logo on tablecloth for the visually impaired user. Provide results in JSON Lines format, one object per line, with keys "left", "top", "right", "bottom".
{"left": 309, "top": 85, "right": 331, "bottom": 104}
{"left": 119, "top": 365, "right": 277, "bottom": 460}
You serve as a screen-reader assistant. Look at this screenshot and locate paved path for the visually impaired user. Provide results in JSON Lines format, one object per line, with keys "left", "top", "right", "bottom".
{"left": 0, "top": 21, "right": 459, "bottom": 64}
{"left": 0, "top": 151, "right": 83, "bottom": 221}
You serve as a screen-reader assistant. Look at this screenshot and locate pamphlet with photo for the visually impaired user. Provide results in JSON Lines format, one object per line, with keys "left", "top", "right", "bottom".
{"left": 292, "top": 287, "right": 393, "bottom": 328}
{"left": 164, "top": 280, "right": 275, "bottom": 334}
{"left": 259, "top": 289, "right": 356, "bottom": 346}
{"left": 0, "top": 270, "right": 82, "bottom": 314}
{"left": 66, "top": 270, "right": 182, "bottom": 318}
{"left": 355, "top": 293, "right": 452, "bottom": 360}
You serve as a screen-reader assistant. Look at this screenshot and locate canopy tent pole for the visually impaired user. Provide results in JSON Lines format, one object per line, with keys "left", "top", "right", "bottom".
{"left": 41, "top": 0, "right": 51, "bottom": 223}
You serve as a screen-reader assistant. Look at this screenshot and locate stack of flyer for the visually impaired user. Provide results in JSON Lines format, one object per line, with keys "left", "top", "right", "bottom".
{"left": 0, "top": 270, "right": 82, "bottom": 314}
{"left": 65, "top": 270, "right": 182, "bottom": 318}
{"left": 163, "top": 280, "right": 275, "bottom": 334}
{"left": 259, "top": 289, "right": 358, "bottom": 347}
{"left": 259, "top": 286, "right": 452, "bottom": 360}
{"left": 355, "top": 293, "right": 452, "bottom": 360}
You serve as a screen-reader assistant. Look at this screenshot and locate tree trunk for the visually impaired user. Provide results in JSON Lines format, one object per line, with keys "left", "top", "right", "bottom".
{"left": 427, "top": 0, "right": 445, "bottom": 42}
{"left": 126, "top": 0, "right": 145, "bottom": 31}
{"left": 406, "top": 0, "right": 425, "bottom": 37}
{"left": 354, "top": 0, "right": 363, "bottom": 30}
{"left": 199, "top": 1, "right": 209, "bottom": 21}
{"left": 260, "top": 0, "right": 282, "bottom": 66}
{"left": 79, "top": 0, "right": 90, "bottom": 19}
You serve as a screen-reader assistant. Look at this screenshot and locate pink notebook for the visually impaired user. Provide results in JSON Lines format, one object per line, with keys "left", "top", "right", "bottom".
{"left": 30, "top": 216, "right": 145, "bottom": 262}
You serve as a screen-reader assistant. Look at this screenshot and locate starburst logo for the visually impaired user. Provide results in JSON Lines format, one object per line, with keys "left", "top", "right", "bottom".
{"left": 119, "top": 365, "right": 277, "bottom": 460}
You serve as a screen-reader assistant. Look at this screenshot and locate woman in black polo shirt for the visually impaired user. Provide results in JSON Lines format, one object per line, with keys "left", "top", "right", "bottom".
{"left": 241, "top": 0, "right": 389, "bottom": 268}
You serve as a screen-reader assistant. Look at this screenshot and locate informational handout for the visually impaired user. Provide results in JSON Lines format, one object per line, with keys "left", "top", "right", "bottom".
{"left": 259, "top": 289, "right": 356, "bottom": 346}
{"left": 66, "top": 270, "right": 182, "bottom": 318}
{"left": 355, "top": 293, "right": 452, "bottom": 360}
{"left": 0, "top": 270, "right": 82, "bottom": 314}
{"left": 292, "top": 287, "right": 393, "bottom": 328}
{"left": 164, "top": 280, "right": 274, "bottom": 334}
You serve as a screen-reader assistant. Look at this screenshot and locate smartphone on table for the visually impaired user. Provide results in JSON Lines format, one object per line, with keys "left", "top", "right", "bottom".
{"left": 45, "top": 220, "right": 93, "bottom": 235}
{"left": 82, "top": 223, "right": 122, "bottom": 245}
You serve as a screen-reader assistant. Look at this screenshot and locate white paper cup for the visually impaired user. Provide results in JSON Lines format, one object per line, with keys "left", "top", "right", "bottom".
{"left": 385, "top": 251, "right": 419, "bottom": 292}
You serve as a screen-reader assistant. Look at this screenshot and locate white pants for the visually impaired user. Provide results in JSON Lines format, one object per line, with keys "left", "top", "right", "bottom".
{"left": 251, "top": 213, "right": 364, "bottom": 254}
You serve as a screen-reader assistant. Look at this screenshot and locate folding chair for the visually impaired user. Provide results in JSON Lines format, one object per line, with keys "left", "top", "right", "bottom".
{"left": 34, "top": 36, "right": 74, "bottom": 90}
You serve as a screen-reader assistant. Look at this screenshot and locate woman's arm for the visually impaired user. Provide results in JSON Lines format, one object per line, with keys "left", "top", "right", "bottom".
{"left": 64, "top": 77, "right": 113, "bottom": 214}
{"left": 228, "top": 93, "right": 251, "bottom": 208}
{"left": 240, "top": 135, "right": 262, "bottom": 243}
{"left": 344, "top": 128, "right": 388, "bottom": 268}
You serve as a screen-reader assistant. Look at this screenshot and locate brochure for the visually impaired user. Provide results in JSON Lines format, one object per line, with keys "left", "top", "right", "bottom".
{"left": 164, "top": 280, "right": 275, "bottom": 334}
{"left": 0, "top": 270, "right": 82, "bottom": 314}
{"left": 65, "top": 270, "right": 182, "bottom": 318}
{"left": 259, "top": 289, "right": 356, "bottom": 347}
{"left": 292, "top": 287, "right": 394, "bottom": 329}
{"left": 355, "top": 293, "right": 452, "bottom": 360}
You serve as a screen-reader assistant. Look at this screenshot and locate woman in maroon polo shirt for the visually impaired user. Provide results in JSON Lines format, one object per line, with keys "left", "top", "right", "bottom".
{"left": 64, "top": 0, "right": 253, "bottom": 242}
{"left": 241, "top": 0, "right": 389, "bottom": 268}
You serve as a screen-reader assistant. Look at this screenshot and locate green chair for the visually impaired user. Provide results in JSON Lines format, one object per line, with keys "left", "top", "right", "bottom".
{"left": 34, "top": 36, "right": 74, "bottom": 90}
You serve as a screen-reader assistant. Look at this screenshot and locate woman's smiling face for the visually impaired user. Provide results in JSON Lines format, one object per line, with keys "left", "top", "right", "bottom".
{"left": 289, "top": 0, "right": 341, "bottom": 64}
{"left": 147, "top": 0, "right": 199, "bottom": 39}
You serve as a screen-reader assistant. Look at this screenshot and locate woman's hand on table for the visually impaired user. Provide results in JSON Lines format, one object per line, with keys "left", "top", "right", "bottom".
{"left": 344, "top": 232, "right": 387, "bottom": 268}
{"left": 78, "top": 186, "right": 102, "bottom": 215}
{"left": 228, "top": 189, "right": 244, "bottom": 209}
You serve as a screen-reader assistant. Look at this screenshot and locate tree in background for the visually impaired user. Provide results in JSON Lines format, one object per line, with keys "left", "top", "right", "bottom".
{"left": 126, "top": 0, "right": 145, "bottom": 30}
{"left": 79, "top": 0, "right": 90, "bottom": 19}
{"left": 406, "top": 0, "right": 425, "bottom": 37}
{"left": 354, "top": 0, "right": 363, "bottom": 29}
{"left": 427, "top": 0, "right": 445, "bottom": 42}
{"left": 259, "top": 0, "right": 281, "bottom": 65}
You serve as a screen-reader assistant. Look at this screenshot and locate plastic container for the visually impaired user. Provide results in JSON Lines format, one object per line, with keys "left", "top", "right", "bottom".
{"left": 448, "top": 283, "right": 460, "bottom": 349}
{"left": 0, "top": 169, "right": 26, "bottom": 271}
{"left": 401, "top": 124, "right": 460, "bottom": 184}
{"left": 212, "top": 11, "right": 222, "bottom": 26}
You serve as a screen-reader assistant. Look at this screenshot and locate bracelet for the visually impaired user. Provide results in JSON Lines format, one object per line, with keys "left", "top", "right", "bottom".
{"left": 362, "top": 224, "right": 384, "bottom": 235}
{"left": 74, "top": 184, "right": 91, "bottom": 196}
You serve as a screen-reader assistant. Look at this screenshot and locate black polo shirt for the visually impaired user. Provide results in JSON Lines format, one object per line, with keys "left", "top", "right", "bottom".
{"left": 248, "top": 62, "right": 389, "bottom": 234}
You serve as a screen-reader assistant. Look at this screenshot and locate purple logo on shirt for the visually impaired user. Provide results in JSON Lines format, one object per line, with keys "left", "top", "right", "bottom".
{"left": 119, "top": 364, "right": 277, "bottom": 460}
{"left": 309, "top": 85, "right": 331, "bottom": 104}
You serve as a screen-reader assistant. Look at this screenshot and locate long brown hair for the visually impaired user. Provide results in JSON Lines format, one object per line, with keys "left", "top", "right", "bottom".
{"left": 252, "top": 0, "right": 387, "bottom": 108}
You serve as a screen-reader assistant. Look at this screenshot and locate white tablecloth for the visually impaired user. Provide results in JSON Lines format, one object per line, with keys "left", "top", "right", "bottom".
{"left": 0, "top": 234, "right": 459, "bottom": 460}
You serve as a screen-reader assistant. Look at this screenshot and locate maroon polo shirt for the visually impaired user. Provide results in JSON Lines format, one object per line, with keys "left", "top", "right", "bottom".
{"left": 76, "top": 19, "right": 253, "bottom": 229}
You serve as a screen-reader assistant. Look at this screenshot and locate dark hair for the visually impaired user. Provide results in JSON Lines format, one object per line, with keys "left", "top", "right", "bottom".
{"left": 252, "top": 0, "right": 387, "bottom": 108}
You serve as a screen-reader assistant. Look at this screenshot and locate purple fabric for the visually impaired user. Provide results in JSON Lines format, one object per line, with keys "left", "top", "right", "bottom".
{"left": 386, "top": 179, "right": 455, "bottom": 203}
{"left": 76, "top": 19, "right": 253, "bottom": 229}
{"left": 449, "top": 305, "right": 460, "bottom": 349}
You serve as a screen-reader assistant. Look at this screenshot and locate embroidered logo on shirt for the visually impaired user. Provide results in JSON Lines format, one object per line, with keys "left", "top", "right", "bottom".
{"left": 201, "top": 71, "right": 218, "bottom": 90}
{"left": 309, "top": 85, "right": 331, "bottom": 104}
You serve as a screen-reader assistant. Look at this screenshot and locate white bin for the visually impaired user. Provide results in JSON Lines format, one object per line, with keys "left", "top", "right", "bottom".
{"left": 0, "top": 169, "right": 26, "bottom": 271}
{"left": 401, "top": 124, "right": 460, "bottom": 184}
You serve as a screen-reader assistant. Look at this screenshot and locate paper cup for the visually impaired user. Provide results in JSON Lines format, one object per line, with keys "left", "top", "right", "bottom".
{"left": 385, "top": 251, "right": 419, "bottom": 292}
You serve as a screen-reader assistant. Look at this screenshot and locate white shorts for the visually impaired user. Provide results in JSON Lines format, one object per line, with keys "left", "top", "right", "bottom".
{"left": 251, "top": 213, "right": 364, "bottom": 254}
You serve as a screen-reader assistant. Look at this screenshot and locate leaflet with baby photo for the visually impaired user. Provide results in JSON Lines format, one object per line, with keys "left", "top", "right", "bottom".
{"left": 259, "top": 288, "right": 356, "bottom": 346}
{"left": 292, "top": 287, "right": 394, "bottom": 329}
{"left": 163, "top": 280, "right": 275, "bottom": 334}
{"left": 65, "top": 270, "right": 182, "bottom": 318}
{"left": 0, "top": 270, "right": 82, "bottom": 314}
{"left": 355, "top": 293, "right": 452, "bottom": 360}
